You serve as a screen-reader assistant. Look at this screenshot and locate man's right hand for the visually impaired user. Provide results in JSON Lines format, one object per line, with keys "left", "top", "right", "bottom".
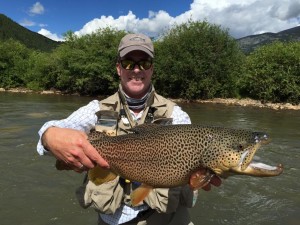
{"left": 42, "top": 127, "right": 109, "bottom": 172}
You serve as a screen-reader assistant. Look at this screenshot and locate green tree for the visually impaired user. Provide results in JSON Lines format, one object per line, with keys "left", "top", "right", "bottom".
{"left": 51, "top": 28, "right": 126, "bottom": 95}
{"left": 0, "top": 39, "right": 32, "bottom": 88}
{"left": 239, "top": 41, "right": 300, "bottom": 104}
{"left": 24, "top": 51, "right": 60, "bottom": 90}
{"left": 153, "top": 20, "right": 245, "bottom": 99}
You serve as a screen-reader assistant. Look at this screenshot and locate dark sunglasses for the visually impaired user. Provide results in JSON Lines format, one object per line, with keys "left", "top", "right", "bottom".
{"left": 120, "top": 59, "right": 153, "bottom": 71}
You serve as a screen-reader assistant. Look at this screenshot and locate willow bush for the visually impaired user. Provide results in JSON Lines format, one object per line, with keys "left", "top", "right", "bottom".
{"left": 48, "top": 28, "right": 126, "bottom": 95}
{"left": 239, "top": 41, "right": 300, "bottom": 104}
{"left": 153, "top": 20, "right": 245, "bottom": 99}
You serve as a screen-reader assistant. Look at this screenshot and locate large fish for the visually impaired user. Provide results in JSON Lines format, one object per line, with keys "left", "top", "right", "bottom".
{"left": 57, "top": 124, "right": 283, "bottom": 205}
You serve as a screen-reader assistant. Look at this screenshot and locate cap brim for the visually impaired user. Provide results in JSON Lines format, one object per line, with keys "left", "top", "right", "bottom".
{"left": 119, "top": 46, "right": 154, "bottom": 58}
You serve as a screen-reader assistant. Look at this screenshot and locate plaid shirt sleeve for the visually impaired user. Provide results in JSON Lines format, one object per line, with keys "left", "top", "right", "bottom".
{"left": 36, "top": 100, "right": 100, "bottom": 155}
{"left": 171, "top": 105, "right": 191, "bottom": 125}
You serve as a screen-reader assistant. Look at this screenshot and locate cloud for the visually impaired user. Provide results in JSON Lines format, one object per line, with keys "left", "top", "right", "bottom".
{"left": 38, "top": 23, "right": 48, "bottom": 28}
{"left": 20, "top": 19, "right": 36, "bottom": 27}
{"left": 74, "top": 10, "right": 174, "bottom": 38}
{"left": 29, "top": 2, "right": 44, "bottom": 15}
{"left": 188, "top": 0, "right": 300, "bottom": 37}
{"left": 38, "top": 28, "right": 64, "bottom": 42}
{"left": 39, "top": 0, "right": 300, "bottom": 41}
{"left": 269, "top": 0, "right": 300, "bottom": 20}
{"left": 72, "top": 0, "right": 300, "bottom": 39}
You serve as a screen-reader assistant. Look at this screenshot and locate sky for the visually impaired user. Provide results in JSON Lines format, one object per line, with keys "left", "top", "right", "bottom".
{"left": 1, "top": 0, "right": 300, "bottom": 42}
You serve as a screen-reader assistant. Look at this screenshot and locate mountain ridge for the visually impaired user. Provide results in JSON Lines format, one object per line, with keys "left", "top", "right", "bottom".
{"left": 237, "top": 26, "right": 300, "bottom": 53}
{"left": 0, "top": 13, "right": 60, "bottom": 52}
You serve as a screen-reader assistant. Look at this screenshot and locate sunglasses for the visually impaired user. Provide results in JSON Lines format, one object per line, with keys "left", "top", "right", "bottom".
{"left": 120, "top": 59, "right": 153, "bottom": 71}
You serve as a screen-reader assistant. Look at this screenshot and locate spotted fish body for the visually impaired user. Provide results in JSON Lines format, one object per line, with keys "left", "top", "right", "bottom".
{"left": 88, "top": 124, "right": 283, "bottom": 188}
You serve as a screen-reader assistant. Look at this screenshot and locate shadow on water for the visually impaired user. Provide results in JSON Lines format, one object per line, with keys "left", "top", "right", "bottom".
{"left": 0, "top": 93, "right": 299, "bottom": 225}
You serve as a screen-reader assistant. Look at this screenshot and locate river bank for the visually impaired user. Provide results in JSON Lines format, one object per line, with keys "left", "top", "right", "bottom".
{"left": 1, "top": 87, "right": 299, "bottom": 110}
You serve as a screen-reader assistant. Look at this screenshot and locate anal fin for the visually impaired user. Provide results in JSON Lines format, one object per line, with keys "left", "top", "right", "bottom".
{"left": 130, "top": 184, "right": 153, "bottom": 206}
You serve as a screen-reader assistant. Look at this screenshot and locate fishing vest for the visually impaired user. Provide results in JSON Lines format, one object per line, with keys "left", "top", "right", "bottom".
{"left": 94, "top": 86, "right": 177, "bottom": 207}
{"left": 96, "top": 85, "right": 177, "bottom": 135}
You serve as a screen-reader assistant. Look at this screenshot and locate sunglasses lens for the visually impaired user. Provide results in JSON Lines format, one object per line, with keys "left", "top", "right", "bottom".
{"left": 139, "top": 60, "right": 152, "bottom": 70}
{"left": 121, "top": 59, "right": 152, "bottom": 71}
{"left": 121, "top": 60, "right": 135, "bottom": 70}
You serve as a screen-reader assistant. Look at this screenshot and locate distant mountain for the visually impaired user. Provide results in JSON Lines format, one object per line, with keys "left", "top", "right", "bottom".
{"left": 0, "top": 13, "right": 61, "bottom": 52}
{"left": 237, "top": 26, "right": 300, "bottom": 54}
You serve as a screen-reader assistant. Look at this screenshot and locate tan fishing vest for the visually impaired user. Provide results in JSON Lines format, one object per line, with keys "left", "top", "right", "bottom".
{"left": 96, "top": 87, "right": 177, "bottom": 135}
{"left": 77, "top": 88, "right": 196, "bottom": 220}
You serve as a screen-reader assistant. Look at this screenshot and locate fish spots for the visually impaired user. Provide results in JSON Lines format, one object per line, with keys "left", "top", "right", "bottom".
{"left": 87, "top": 124, "right": 273, "bottom": 186}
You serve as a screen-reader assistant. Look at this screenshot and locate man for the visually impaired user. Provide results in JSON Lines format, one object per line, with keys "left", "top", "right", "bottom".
{"left": 37, "top": 33, "right": 221, "bottom": 225}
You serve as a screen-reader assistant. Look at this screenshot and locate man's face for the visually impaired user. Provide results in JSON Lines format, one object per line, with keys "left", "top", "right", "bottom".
{"left": 117, "top": 50, "right": 153, "bottom": 99}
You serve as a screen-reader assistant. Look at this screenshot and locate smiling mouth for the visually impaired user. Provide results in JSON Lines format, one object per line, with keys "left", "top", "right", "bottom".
{"left": 129, "top": 76, "right": 143, "bottom": 81}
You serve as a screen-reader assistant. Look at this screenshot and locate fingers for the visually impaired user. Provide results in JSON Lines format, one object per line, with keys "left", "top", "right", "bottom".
{"left": 189, "top": 169, "right": 211, "bottom": 190}
{"left": 189, "top": 168, "right": 222, "bottom": 191}
{"left": 80, "top": 139, "right": 109, "bottom": 169}
{"left": 201, "top": 174, "right": 222, "bottom": 191}
{"left": 45, "top": 127, "right": 109, "bottom": 172}
{"left": 73, "top": 163, "right": 87, "bottom": 173}
{"left": 210, "top": 175, "right": 222, "bottom": 187}
{"left": 67, "top": 132, "right": 109, "bottom": 170}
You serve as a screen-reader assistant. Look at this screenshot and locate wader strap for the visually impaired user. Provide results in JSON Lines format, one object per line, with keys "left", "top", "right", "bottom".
{"left": 137, "top": 90, "right": 155, "bottom": 125}
{"left": 118, "top": 89, "right": 137, "bottom": 128}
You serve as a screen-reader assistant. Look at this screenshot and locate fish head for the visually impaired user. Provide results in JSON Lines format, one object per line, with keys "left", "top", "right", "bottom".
{"left": 202, "top": 128, "right": 283, "bottom": 178}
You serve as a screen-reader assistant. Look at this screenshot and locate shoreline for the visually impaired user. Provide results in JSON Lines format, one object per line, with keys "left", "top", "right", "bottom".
{"left": 1, "top": 87, "right": 299, "bottom": 111}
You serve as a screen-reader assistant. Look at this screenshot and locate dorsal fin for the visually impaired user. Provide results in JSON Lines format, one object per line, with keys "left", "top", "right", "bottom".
{"left": 88, "top": 129, "right": 112, "bottom": 141}
{"left": 128, "top": 119, "right": 172, "bottom": 134}
{"left": 128, "top": 124, "right": 161, "bottom": 134}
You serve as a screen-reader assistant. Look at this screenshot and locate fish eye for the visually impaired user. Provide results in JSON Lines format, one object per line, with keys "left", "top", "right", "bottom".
{"left": 238, "top": 144, "right": 244, "bottom": 150}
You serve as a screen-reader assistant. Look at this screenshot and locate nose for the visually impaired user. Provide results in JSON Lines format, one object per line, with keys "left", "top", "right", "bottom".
{"left": 133, "top": 64, "right": 141, "bottom": 73}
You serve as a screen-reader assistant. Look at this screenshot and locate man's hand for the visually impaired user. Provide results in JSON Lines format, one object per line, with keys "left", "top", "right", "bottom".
{"left": 42, "top": 127, "right": 109, "bottom": 172}
{"left": 189, "top": 168, "right": 222, "bottom": 191}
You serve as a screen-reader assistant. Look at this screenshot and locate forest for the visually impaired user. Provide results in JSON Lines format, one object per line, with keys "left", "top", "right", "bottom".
{"left": 0, "top": 21, "right": 299, "bottom": 104}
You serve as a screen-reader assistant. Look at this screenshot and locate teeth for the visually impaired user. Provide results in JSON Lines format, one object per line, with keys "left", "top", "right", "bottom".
{"left": 130, "top": 77, "right": 143, "bottom": 81}
{"left": 239, "top": 150, "right": 249, "bottom": 167}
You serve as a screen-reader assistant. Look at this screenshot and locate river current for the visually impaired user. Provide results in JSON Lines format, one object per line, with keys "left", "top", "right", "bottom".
{"left": 0, "top": 92, "right": 299, "bottom": 225}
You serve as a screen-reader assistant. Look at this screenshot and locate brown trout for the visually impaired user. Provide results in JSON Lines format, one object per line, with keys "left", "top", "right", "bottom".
{"left": 56, "top": 124, "right": 283, "bottom": 205}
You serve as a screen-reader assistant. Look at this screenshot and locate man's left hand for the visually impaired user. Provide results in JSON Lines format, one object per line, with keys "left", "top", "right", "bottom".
{"left": 189, "top": 168, "right": 222, "bottom": 191}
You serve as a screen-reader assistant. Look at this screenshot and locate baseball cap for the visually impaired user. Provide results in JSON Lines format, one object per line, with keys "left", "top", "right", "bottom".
{"left": 118, "top": 33, "right": 154, "bottom": 58}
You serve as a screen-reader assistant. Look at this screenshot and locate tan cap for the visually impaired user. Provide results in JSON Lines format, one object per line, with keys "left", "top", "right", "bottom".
{"left": 118, "top": 33, "right": 154, "bottom": 58}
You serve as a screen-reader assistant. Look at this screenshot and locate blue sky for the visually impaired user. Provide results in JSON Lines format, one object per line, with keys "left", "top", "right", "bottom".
{"left": 1, "top": 0, "right": 300, "bottom": 41}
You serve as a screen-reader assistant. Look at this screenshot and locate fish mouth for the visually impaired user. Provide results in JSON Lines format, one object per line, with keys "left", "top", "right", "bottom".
{"left": 242, "top": 160, "right": 284, "bottom": 176}
{"left": 230, "top": 140, "right": 283, "bottom": 177}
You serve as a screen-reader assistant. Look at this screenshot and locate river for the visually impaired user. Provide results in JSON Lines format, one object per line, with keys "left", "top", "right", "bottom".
{"left": 0, "top": 92, "right": 299, "bottom": 225}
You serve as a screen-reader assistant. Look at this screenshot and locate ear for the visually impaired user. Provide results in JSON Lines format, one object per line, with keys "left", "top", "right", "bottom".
{"left": 116, "top": 63, "right": 121, "bottom": 76}
{"left": 149, "top": 63, "right": 154, "bottom": 73}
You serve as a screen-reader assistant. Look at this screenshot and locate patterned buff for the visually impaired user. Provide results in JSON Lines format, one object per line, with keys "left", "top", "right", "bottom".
{"left": 122, "top": 86, "right": 152, "bottom": 110}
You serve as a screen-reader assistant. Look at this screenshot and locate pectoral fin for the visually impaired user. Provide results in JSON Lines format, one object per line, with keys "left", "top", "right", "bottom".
{"left": 88, "top": 165, "right": 117, "bottom": 185}
{"left": 130, "top": 184, "right": 153, "bottom": 206}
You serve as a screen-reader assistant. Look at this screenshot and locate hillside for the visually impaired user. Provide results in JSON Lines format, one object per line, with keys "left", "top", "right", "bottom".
{"left": 0, "top": 14, "right": 60, "bottom": 52}
{"left": 237, "top": 26, "right": 300, "bottom": 53}
{"left": 1, "top": 13, "right": 299, "bottom": 54}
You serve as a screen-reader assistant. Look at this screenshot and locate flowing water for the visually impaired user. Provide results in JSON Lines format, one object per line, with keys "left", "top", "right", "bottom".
{"left": 0, "top": 92, "right": 299, "bottom": 225}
